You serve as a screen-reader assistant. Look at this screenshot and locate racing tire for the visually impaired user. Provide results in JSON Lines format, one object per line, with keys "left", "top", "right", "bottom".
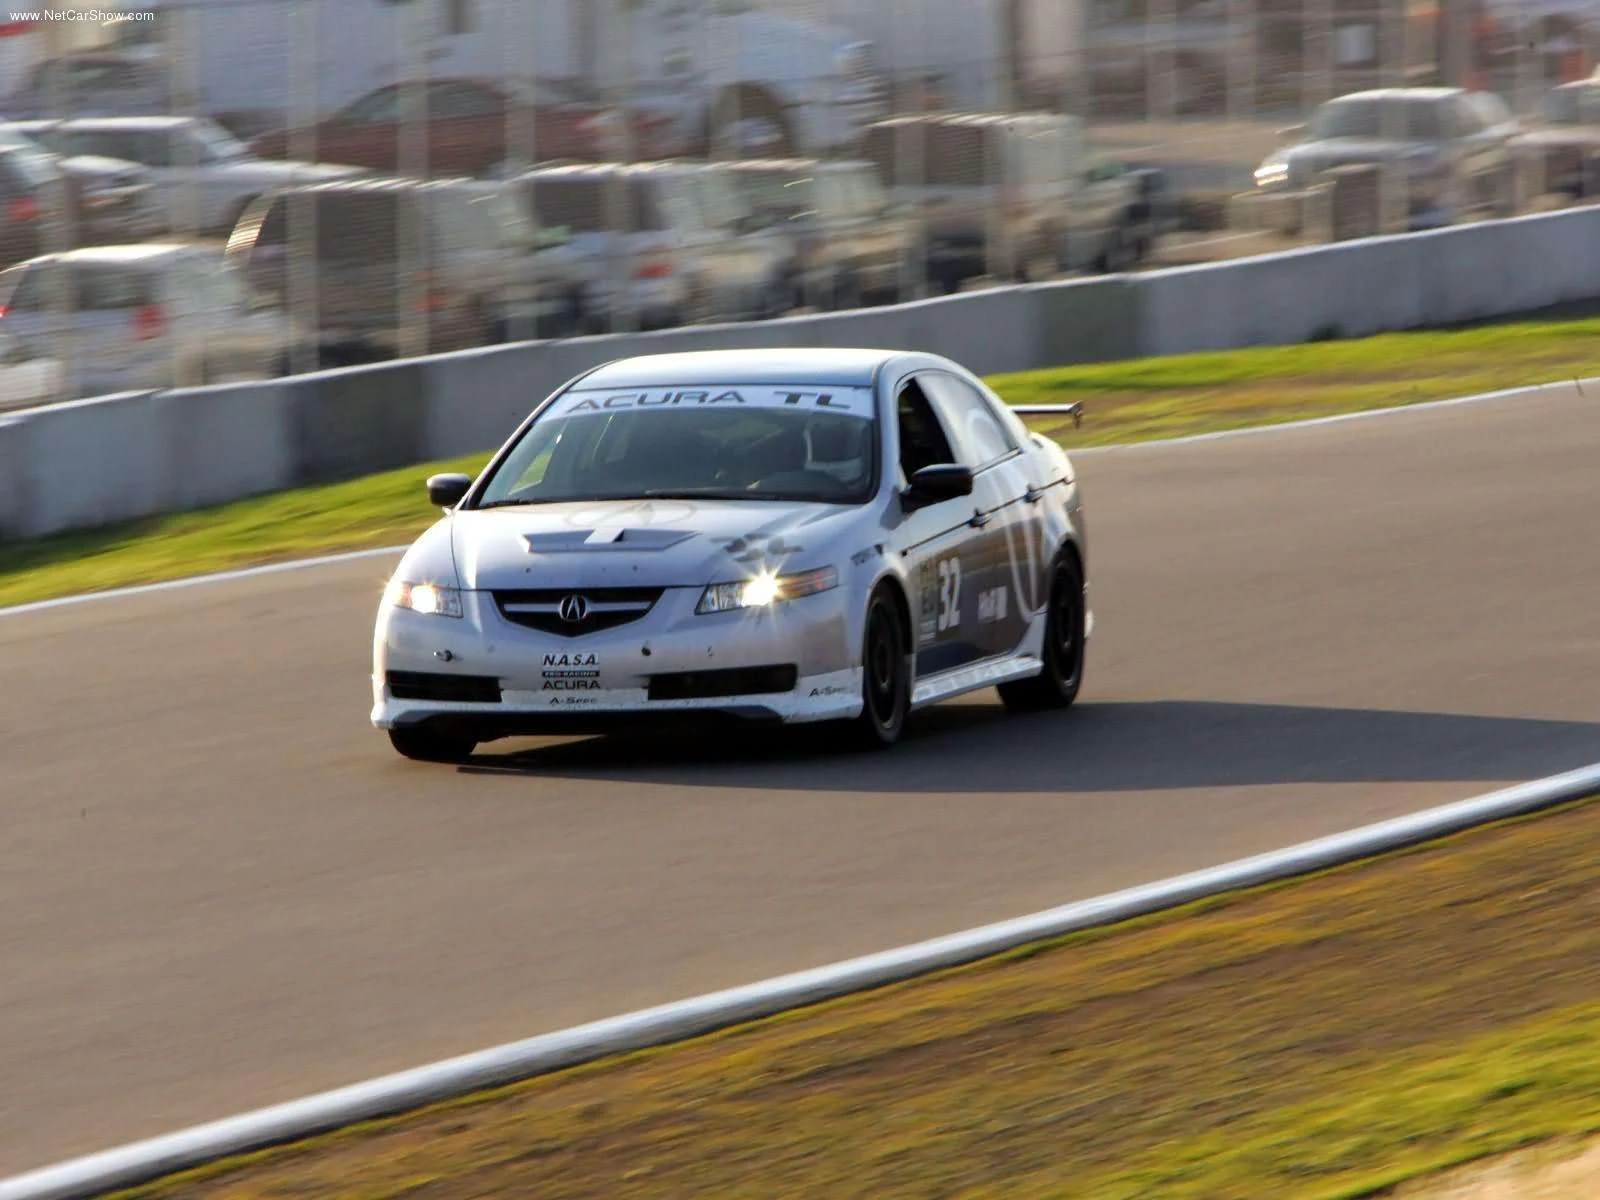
{"left": 999, "top": 551, "right": 1086, "bottom": 713}
{"left": 388, "top": 725, "right": 478, "bottom": 764}
{"left": 846, "top": 589, "right": 911, "bottom": 749}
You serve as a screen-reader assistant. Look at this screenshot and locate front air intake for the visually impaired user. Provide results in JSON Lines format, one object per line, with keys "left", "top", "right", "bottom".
{"left": 387, "top": 671, "right": 502, "bottom": 703}
{"left": 646, "top": 665, "right": 798, "bottom": 702}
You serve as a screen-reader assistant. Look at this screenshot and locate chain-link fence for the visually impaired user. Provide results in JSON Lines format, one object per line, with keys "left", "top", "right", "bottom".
{"left": 3, "top": 0, "right": 1600, "bottom": 405}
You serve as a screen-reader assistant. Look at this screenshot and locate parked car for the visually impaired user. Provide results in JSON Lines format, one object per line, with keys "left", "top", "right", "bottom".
{"left": 248, "top": 78, "right": 684, "bottom": 181}
{"left": 224, "top": 177, "right": 582, "bottom": 367}
{"left": 860, "top": 112, "right": 1152, "bottom": 293}
{"left": 0, "top": 141, "right": 154, "bottom": 269}
{"left": 11, "top": 116, "right": 368, "bottom": 236}
{"left": 513, "top": 161, "right": 795, "bottom": 333}
{"left": 722, "top": 158, "right": 914, "bottom": 309}
{"left": 0, "top": 325, "right": 65, "bottom": 413}
{"left": 1510, "top": 80, "right": 1600, "bottom": 198}
{"left": 0, "top": 123, "right": 163, "bottom": 246}
{"left": 0, "top": 244, "right": 303, "bottom": 397}
{"left": 1252, "top": 87, "right": 1522, "bottom": 229}
{"left": 0, "top": 51, "right": 171, "bottom": 120}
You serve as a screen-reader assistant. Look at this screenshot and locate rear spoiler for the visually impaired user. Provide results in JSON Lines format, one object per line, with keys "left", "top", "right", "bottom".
{"left": 1012, "top": 402, "right": 1084, "bottom": 429}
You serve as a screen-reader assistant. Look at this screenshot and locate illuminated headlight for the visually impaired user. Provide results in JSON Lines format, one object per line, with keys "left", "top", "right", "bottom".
{"left": 1254, "top": 161, "right": 1290, "bottom": 188}
{"left": 385, "top": 579, "right": 464, "bottom": 618}
{"left": 696, "top": 565, "right": 839, "bottom": 615}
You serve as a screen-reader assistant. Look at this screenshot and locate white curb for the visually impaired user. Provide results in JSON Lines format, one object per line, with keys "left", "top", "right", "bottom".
{"left": 3, "top": 762, "right": 1597, "bottom": 1199}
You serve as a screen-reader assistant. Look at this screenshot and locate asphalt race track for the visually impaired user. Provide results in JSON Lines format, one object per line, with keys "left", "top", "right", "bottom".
{"left": 4, "top": 384, "right": 1600, "bottom": 1174}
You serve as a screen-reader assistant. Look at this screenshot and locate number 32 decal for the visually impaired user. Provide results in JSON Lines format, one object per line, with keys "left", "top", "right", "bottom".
{"left": 936, "top": 556, "right": 961, "bottom": 632}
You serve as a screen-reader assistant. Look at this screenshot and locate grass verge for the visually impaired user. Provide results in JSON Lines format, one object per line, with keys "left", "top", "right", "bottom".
{"left": 6, "top": 316, "right": 1600, "bottom": 608}
{"left": 116, "top": 797, "right": 1600, "bottom": 1200}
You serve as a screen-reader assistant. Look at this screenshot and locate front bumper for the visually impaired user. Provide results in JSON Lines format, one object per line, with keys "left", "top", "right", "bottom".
{"left": 371, "top": 584, "right": 862, "bottom": 735}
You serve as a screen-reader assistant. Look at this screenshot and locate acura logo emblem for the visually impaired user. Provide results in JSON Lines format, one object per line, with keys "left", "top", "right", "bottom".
{"left": 558, "top": 594, "right": 589, "bottom": 623}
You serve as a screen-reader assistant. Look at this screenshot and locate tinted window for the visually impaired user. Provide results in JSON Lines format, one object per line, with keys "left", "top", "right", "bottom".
{"left": 2, "top": 263, "right": 158, "bottom": 311}
{"left": 0, "top": 144, "right": 58, "bottom": 190}
{"left": 431, "top": 190, "right": 515, "bottom": 251}
{"left": 429, "top": 82, "right": 499, "bottom": 119}
{"left": 475, "top": 385, "right": 878, "bottom": 506}
{"left": 1544, "top": 88, "right": 1582, "bottom": 124}
{"left": 256, "top": 192, "right": 402, "bottom": 263}
{"left": 896, "top": 380, "right": 957, "bottom": 479}
{"left": 340, "top": 88, "right": 401, "bottom": 124}
{"left": 735, "top": 168, "right": 816, "bottom": 219}
{"left": 920, "top": 371, "right": 1017, "bottom": 467}
{"left": 527, "top": 178, "right": 665, "bottom": 232}
{"left": 864, "top": 121, "right": 996, "bottom": 186}
{"left": 1309, "top": 97, "right": 1444, "bottom": 140}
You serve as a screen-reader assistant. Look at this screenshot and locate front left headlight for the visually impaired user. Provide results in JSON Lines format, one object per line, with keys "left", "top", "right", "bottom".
{"left": 385, "top": 578, "right": 464, "bottom": 619}
{"left": 696, "top": 565, "right": 839, "bottom": 615}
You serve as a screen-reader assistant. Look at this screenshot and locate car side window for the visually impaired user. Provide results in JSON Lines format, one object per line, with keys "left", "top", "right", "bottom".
{"left": 919, "top": 371, "right": 1018, "bottom": 469}
{"left": 2, "top": 265, "right": 43, "bottom": 312}
{"left": 896, "top": 378, "right": 958, "bottom": 482}
{"left": 342, "top": 88, "right": 401, "bottom": 125}
{"left": 430, "top": 82, "right": 498, "bottom": 120}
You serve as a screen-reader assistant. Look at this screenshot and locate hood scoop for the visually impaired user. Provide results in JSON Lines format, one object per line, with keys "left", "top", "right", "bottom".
{"left": 523, "top": 528, "right": 696, "bottom": 554}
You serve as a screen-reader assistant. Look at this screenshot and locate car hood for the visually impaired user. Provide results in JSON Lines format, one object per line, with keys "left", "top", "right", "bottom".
{"left": 228, "top": 157, "right": 368, "bottom": 181}
{"left": 441, "top": 497, "right": 869, "bottom": 592}
{"left": 58, "top": 154, "right": 145, "bottom": 181}
{"left": 1283, "top": 139, "right": 1436, "bottom": 166}
{"left": 1516, "top": 128, "right": 1600, "bottom": 147}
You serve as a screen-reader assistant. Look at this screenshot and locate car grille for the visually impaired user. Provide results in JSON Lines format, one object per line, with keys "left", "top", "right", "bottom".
{"left": 387, "top": 670, "right": 501, "bottom": 703}
{"left": 493, "top": 587, "right": 665, "bottom": 637}
{"left": 647, "top": 665, "right": 798, "bottom": 701}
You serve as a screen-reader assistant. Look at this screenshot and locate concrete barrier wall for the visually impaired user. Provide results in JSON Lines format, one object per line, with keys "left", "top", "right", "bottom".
{"left": 4, "top": 205, "right": 1600, "bottom": 543}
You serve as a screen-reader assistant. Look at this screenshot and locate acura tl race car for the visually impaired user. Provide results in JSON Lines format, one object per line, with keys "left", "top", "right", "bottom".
{"left": 372, "top": 347, "right": 1092, "bottom": 762}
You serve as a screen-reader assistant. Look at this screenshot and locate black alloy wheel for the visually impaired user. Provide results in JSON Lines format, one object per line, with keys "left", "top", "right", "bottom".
{"left": 849, "top": 590, "right": 910, "bottom": 748}
{"left": 999, "top": 551, "right": 1086, "bottom": 712}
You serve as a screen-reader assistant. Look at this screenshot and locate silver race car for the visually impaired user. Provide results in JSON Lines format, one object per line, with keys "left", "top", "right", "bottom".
{"left": 372, "top": 347, "right": 1092, "bottom": 761}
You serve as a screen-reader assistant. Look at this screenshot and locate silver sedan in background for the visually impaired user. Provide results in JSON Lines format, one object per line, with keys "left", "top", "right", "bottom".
{"left": 372, "top": 347, "right": 1092, "bottom": 763}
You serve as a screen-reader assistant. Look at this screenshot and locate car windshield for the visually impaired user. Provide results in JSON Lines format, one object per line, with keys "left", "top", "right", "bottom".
{"left": 1309, "top": 97, "right": 1443, "bottom": 141}
{"left": 1542, "top": 86, "right": 1600, "bottom": 125}
{"left": 189, "top": 119, "right": 249, "bottom": 161}
{"left": 1, "top": 142, "right": 60, "bottom": 188}
{"left": 473, "top": 384, "right": 879, "bottom": 507}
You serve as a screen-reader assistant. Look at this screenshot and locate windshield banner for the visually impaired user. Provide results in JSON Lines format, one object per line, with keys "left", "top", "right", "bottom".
{"left": 550, "top": 386, "right": 876, "bottom": 419}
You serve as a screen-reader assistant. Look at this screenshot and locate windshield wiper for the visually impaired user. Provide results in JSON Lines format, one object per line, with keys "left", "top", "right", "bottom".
{"left": 474, "top": 497, "right": 546, "bottom": 509}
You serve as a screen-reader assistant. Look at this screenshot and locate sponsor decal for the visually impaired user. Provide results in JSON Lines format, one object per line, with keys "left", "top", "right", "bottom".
{"left": 850, "top": 544, "right": 883, "bottom": 566}
{"left": 548, "top": 386, "right": 875, "bottom": 420}
{"left": 542, "top": 650, "right": 601, "bottom": 692}
{"left": 977, "top": 585, "right": 1008, "bottom": 625}
{"left": 809, "top": 685, "right": 850, "bottom": 697}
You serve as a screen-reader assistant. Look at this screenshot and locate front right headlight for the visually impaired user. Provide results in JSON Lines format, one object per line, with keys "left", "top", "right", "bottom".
{"left": 385, "top": 578, "right": 464, "bottom": 619}
{"left": 1254, "top": 160, "right": 1290, "bottom": 189}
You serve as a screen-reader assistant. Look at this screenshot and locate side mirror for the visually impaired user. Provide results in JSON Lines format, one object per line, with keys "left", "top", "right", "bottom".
{"left": 904, "top": 462, "right": 973, "bottom": 506}
{"left": 427, "top": 472, "right": 472, "bottom": 508}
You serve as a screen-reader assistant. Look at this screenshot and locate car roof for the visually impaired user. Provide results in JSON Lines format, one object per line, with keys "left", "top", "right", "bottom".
{"left": 21, "top": 243, "right": 199, "bottom": 267}
{"left": 1326, "top": 87, "right": 1464, "bottom": 103}
{"left": 8, "top": 116, "right": 197, "bottom": 131}
{"left": 575, "top": 348, "right": 916, "bottom": 391}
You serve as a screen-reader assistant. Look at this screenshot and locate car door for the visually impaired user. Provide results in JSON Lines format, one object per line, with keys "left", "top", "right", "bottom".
{"left": 887, "top": 373, "right": 988, "bottom": 681}
{"left": 917, "top": 368, "right": 1041, "bottom": 660}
